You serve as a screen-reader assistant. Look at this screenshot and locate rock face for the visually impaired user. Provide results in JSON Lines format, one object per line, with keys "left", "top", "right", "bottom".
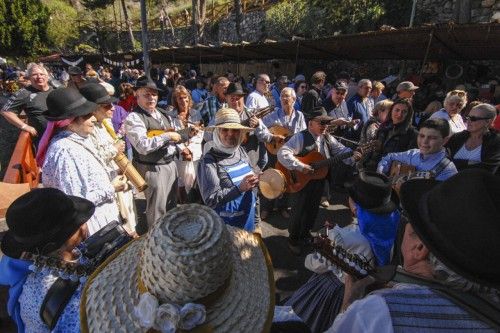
{"left": 217, "top": 11, "right": 266, "bottom": 44}
{"left": 417, "top": 0, "right": 500, "bottom": 24}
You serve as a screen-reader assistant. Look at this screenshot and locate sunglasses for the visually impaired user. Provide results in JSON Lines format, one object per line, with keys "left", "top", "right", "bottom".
{"left": 299, "top": 85, "right": 307, "bottom": 89}
{"left": 465, "top": 115, "right": 492, "bottom": 122}
{"left": 314, "top": 119, "right": 331, "bottom": 126}
{"left": 449, "top": 90, "right": 466, "bottom": 97}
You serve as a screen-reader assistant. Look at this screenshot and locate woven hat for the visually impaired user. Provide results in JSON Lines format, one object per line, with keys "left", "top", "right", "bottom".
{"left": 81, "top": 204, "right": 274, "bottom": 332}
{"left": 205, "top": 108, "right": 254, "bottom": 132}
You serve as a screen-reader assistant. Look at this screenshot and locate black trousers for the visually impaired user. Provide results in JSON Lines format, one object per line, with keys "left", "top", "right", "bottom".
{"left": 288, "top": 179, "right": 325, "bottom": 243}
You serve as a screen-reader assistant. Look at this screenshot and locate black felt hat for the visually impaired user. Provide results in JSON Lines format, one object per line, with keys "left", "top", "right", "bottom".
{"left": 134, "top": 76, "right": 163, "bottom": 91}
{"left": 225, "top": 82, "right": 246, "bottom": 96}
{"left": 345, "top": 171, "right": 397, "bottom": 214}
{"left": 306, "top": 106, "right": 333, "bottom": 122}
{"left": 79, "top": 83, "right": 118, "bottom": 104}
{"left": 1, "top": 188, "right": 95, "bottom": 259}
{"left": 68, "top": 66, "right": 83, "bottom": 75}
{"left": 43, "top": 88, "right": 98, "bottom": 121}
{"left": 400, "top": 169, "right": 500, "bottom": 288}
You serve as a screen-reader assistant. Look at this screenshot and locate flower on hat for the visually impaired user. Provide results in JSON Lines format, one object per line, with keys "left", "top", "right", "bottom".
{"left": 134, "top": 292, "right": 206, "bottom": 333}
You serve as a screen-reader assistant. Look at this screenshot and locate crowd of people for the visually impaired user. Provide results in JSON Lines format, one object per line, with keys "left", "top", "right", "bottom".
{"left": 0, "top": 60, "right": 499, "bottom": 333}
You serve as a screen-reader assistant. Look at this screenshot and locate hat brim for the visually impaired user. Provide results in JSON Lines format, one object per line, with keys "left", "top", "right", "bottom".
{"left": 345, "top": 180, "right": 398, "bottom": 215}
{"left": 310, "top": 115, "right": 333, "bottom": 122}
{"left": 95, "top": 95, "right": 118, "bottom": 104}
{"left": 0, "top": 195, "right": 95, "bottom": 258}
{"left": 81, "top": 229, "right": 274, "bottom": 332}
{"left": 133, "top": 85, "right": 164, "bottom": 92}
{"left": 43, "top": 100, "right": 98, "bottom": 121}
{"left": 205, "top": 123, "right": 255, "bottom": 132}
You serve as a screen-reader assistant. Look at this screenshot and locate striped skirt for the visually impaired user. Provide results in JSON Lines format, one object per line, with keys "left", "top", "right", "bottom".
{"left": 284, "top": 272, "right": 344, "bottom": 333}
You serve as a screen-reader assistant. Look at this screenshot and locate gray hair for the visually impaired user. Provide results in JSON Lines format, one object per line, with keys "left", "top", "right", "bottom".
{"left": 26, "top": 63, "right": 48, "bottom": 77}
{"left": 444, "top": 94, "right": 466, "bottom": 111}
{"left": 429, "top": 253, "right": 500, "bottom": 305}
{"left": 358, "top": 79, "right": 372, "bottom": 88}
{"left": 280, "top": 87, "right": 296, "bottom": 99}
{"left": 471, "top": 103, "right": 497, "bottom": 119}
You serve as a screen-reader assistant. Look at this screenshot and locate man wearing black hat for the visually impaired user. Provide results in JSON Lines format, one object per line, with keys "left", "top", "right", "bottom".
{"left": 328, "top": 169, "right": 500, "bottom": 332}
{"left": 67, "top": 66, "right": 86, "bottom": 90}
{"left": 277, "top": 107, "right": 362, "bottom": 254}
{"left": 124, "top": 76, "right": 192, "bottom": 230}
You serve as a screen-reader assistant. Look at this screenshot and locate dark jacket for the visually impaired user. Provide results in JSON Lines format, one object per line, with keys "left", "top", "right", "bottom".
{"left": 301, "top": 86, "right": 322, "bottom": 116}
{"left": 364, "top": 117, "right": 418, "bottom": 171}
{"left": 445, "top": 129, "right": 500, "bottom": 174}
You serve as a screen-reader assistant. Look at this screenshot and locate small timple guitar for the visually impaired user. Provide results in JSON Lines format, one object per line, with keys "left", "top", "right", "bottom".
{"left": 265, "top": 125, "right": 290, "bottom": 155}
{"left": 275, "top": 141, "right": 377, "bottom": 193}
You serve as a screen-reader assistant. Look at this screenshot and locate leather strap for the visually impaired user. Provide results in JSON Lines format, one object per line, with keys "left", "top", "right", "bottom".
{"left": 40, "top": 278, "right": 80, "bottom": 329}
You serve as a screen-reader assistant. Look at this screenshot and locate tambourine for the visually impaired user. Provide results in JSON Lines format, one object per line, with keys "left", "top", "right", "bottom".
{"left": 259, "top": 168, "right": 286, "bottom": 199}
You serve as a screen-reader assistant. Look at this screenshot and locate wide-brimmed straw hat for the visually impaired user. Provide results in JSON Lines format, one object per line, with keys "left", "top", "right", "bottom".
{"left": 81, "top": 204, "right": 275, "bottom": 332}
{"left": 205, "top": 108, "right": 254, "bottom": 132}
{"left": 400, "top": 169, "right": 500, "bottom": 288}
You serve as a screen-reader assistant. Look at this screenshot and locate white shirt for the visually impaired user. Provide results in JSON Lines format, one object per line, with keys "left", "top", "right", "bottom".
{"left": 430, "top": 109, "right": 466, "bottom": 134}
{"left": 124, "top": 109, "right": 178, "bottom": 156}
{"left": 246, "top": 90, "right": 270, "bottom": 109}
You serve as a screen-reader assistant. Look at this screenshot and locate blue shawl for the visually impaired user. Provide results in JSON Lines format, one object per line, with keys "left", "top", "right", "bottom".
{"left": 0, "top": 256, "right": 32, "bottom": 333}
{"left": 356, "top": 204, "right": 400, "bottom": 266}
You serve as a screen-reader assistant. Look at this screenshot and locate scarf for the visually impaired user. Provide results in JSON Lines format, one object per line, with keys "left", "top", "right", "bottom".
{"left": 212, "top": 128, "right": 244, "bottom": 155}
{"left": 36, "top": 118, "right": 74, "bottom": 166}
{"left": 0, "top": 256, "right": 32, "bottom": 333}
{"left": 356, "top": 203, "right": 400, "bottom": 266}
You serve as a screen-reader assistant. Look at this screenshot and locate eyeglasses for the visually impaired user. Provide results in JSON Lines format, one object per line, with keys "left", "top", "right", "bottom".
{"left": 465, "top": 115, "right": 492, "bottom": 122}
{"left": 259, "top": 79, "right": 271, "bottom": 84}
{"left": 449, "top": 90, "right": 467, "bottom": 97}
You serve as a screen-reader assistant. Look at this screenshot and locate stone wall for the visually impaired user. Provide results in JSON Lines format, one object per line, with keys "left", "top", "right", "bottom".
{"left": 417, "top": 0, "right": 500, "bottom": 24}
{"left": 217, "top": 11, "right": 266, "bottom": 44}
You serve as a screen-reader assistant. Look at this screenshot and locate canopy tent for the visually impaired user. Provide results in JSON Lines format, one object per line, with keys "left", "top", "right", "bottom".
{"left": 72, "top": 23, "right": 500, "bottom": 64}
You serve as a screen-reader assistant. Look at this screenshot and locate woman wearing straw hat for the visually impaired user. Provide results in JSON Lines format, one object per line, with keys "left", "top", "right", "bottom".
{"left": 37, "top": 88, "right": 126, "bottom": 235}
{"left": 0, "top": 188, "right": 95, "bottom": 333}
{"left": 81, "top": 204, "right": 275, "bottom": 333}
{"left": 197, "top": 108, "right": 259, "bottom": 232}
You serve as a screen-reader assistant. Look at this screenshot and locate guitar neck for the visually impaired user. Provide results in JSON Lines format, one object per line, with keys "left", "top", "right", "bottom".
{"left": 314, "top": 151, "right": 354, "bottom": 169}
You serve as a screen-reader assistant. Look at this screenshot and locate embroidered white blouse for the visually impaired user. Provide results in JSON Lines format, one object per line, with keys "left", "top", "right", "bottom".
{"left": 42, "top": 131, "right": 120, "bottom": 235}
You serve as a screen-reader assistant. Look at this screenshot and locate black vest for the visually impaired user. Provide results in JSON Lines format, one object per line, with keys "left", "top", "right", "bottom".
{"left": 297, "top": 129, "right": 332, "bottom": 157}
{"left": 131, "top": 106, "right": 175, "bottom": 165}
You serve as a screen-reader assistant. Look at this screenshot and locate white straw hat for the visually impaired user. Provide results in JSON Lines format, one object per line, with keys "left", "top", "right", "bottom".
{"left": 81, "top": 204, "right": 274, "bottom": 333}
{"left": 205, "top": 108, "right": 254, "bottom": 132}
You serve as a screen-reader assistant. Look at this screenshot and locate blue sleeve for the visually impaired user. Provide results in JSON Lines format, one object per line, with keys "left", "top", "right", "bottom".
{"left": 53, "top": 286, "right": 82, "bottom": 333}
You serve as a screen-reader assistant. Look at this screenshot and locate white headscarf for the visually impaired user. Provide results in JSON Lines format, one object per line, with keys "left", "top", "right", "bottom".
{"left": 212, "top": 128, "right": 244, "bottom": 155}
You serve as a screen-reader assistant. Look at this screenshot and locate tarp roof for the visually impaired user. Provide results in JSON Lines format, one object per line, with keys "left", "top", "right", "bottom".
{"left": 80, "top": 23, "right": 500, "bottom": 64}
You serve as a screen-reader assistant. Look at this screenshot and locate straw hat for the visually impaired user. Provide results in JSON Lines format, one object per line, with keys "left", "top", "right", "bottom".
{"left": 205, "top": 108, "right": 254, "bottom": 132}
{"left": 81, "top": 204, "right": 274, "bottom": 333}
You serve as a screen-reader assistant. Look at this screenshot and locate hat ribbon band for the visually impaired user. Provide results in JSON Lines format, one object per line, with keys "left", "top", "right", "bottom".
{"left": 137, "top": 268, "right": 231, "bottom": 309}
{"left": 66, "top": 97, "right": 90, "bottom": 111}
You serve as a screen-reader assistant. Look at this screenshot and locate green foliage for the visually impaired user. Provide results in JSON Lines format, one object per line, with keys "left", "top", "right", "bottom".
{"left": 309, "top": 0, "right": 385, "bottom": 33}
{"left": 74, "top": 43, "right": 98, "bottom": 53}
{"left": 0, "top": 0, "right": 51, "bottom": 56}
{"left": 82, "top": 0, "right": 115, "bottom": 10}
{"left": 42, "top": 0, "right": 79, "bottom": 51}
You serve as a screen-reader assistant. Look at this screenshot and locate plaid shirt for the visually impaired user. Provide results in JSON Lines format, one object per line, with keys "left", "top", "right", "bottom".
{"left": 200, "top": 94, "right": 222, "bottom": 126}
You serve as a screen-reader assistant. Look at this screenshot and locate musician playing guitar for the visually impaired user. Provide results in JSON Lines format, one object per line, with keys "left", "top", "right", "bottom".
{"left": 277, "top": 106, "right": 362, "bottom": 255}
{"left": 377, "top": 118, "right": 458, "bottom": 185}
{"left": 261, "top": 87, "right": 306, "bottom": 219}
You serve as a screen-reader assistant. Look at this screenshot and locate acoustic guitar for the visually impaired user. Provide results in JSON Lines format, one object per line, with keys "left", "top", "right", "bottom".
{"left": 265, "top": 125, "right": 290, "bottom": 155}
{"left": 275, "top": 141, "right": 377, "bottom": 193}
{"left": 388, "top": 161, "right": 433, "bottom": 196}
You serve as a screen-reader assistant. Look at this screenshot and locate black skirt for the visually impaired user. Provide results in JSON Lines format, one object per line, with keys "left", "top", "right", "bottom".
{"left": 284, "top": 272, "right": 344, "bottom": 333}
